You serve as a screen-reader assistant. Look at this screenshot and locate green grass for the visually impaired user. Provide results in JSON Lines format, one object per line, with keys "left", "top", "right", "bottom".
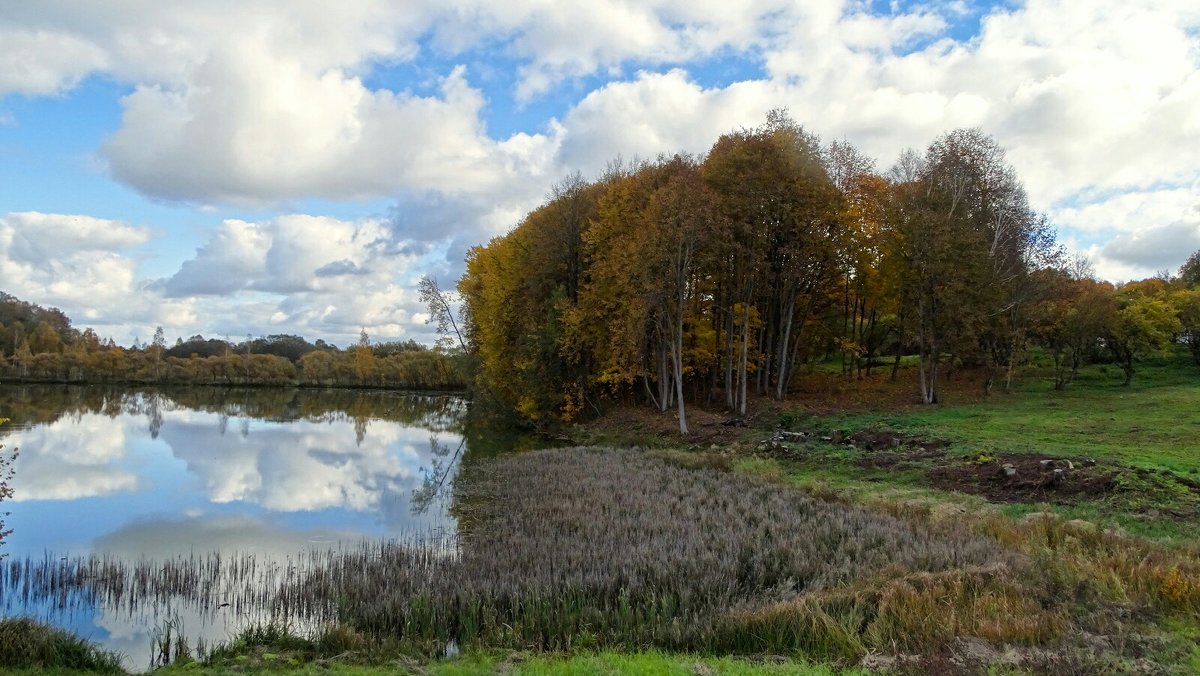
{"left": 818, "top": 354, "right": 1200, "bottom": 473}
{"left": 0, "top": 618, "right": 123, "bottom": 673}
{"left": 154, "top": 650, "right": 857, "bottom": 675}
{"left": 151, "top": 624, "right": 859, "bottom": 675}
{"left": 511, "top": 651, "right": 857, "bottom": 675}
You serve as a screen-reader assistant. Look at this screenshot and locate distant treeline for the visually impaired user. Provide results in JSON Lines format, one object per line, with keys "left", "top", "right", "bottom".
{"left": 0, "top": 293, "right": 468, "bottom": 390}
{"left": 459, "top": 111, "right": 1200, "bottom": 432}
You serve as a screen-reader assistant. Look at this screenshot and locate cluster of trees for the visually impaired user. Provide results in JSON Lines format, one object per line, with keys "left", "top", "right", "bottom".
{"left": 1033, "top": 263, "right": 1200, "bottom": 389}
{"left": 459, "top": 112, "right": 1200, "bottom": 433}
{"left": 0, "top": 294, "right": 467, "bottom": 390}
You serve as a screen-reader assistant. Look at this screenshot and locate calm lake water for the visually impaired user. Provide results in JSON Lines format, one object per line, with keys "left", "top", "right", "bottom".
{"left": 0, "top": 384, "right": 489, "bottom": 669}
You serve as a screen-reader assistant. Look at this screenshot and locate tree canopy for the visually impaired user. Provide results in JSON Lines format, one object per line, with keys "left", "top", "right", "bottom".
{"left": 458, "top": 113, "right": 1196, "bottom": 432}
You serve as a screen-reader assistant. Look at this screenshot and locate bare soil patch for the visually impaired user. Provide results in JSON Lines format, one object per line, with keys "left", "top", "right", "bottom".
{"left": 794, "top": 427, "right": 1200, "bottom": 513}
{"left": 926, "top": 455, "right": 1118, "bottom": 504}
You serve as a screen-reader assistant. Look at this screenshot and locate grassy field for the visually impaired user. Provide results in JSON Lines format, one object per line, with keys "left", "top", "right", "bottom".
{"left": 738, "top": 352, "right": 1200, "bottom": 542}
{"left": 816, "top": 355, "right": 1200, "bottom": 473}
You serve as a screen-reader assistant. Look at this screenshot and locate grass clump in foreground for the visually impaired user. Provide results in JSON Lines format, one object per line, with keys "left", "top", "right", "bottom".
{"left": 0, "top": 617, "right": 123, "bottom": 672}
{"left": 285, "top": 447, "right": 1037, "bottom": 663}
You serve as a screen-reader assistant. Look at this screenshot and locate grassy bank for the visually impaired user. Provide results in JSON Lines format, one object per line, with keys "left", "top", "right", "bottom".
{"left": 0, "top": 618, "right": 123, "bottom": 673}
{"left": 147, "top": 627, "right": 857, "bottom": 675}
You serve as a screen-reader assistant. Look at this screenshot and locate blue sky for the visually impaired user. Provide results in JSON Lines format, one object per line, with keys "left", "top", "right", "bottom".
{"left": 1, "top": 0, "right": 1197, "bottom": 346}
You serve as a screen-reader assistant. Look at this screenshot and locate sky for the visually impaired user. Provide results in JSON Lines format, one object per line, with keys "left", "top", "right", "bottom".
{"left": 0, "top": 1, "right": 1198, "bottom": 347}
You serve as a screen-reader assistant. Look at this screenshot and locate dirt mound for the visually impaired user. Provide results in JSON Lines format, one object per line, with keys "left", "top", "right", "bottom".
{"left": 815, "top": 428, "right": 1200, "bottom": 513}
{"left": 928, "top": 455, "right": 1118, "bottom": 504}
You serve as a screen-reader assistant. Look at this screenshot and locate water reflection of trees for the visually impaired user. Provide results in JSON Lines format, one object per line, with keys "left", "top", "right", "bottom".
{"left": 410, "top": 436, "right": 466, "bottom": 516}
{"left": 0, "top": 385, "right": 468, "bottom": 440}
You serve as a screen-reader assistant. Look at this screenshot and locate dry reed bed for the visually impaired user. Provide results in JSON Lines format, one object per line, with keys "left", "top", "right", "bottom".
{"left": 307, "top": 447, "right": 1019, "bottom": 657}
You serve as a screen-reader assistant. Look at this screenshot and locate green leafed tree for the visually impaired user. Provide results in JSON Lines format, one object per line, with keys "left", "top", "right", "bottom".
{"left": 1169, "top": 288, "right": 1200, "bottom": 366}
{"left": 1178, "top": 250, "right": 1200, "bottom": 289}
{"left": 1106, "top": 293, "right": 1181, "bottom": 385}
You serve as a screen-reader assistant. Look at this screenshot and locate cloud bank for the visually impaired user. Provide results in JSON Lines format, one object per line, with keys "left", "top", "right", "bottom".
{"left": 1, "top": 0, "right": 1197, "bottom": 343}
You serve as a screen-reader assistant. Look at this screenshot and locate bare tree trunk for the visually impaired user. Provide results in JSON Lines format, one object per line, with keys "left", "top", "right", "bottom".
{"left": 643, "top": 374, "right": 660, "bottom": 409}
{"left": 670, "top": 330, "right": 688, "bottom": 435}
{"left": 724, "top": 310, "right": 736, "bottom": 409}
{"left": 1004, "top": 350, "right": 1015, "bottom": 392}
{"left": 918, "top": 338, "right": 939, "bottom": 405}
{"left": 657, "top": 346, "right": 670, "bottom": 411}
{"left": 738, "top": 302, "right": 750, "bottom": 416}
{"left": 775, "top": 296, "right": 795, "bottom": 400}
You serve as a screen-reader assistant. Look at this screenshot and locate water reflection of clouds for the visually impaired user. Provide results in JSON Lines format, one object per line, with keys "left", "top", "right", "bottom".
{"left": 159, "top": 415, "right": 437, "bottom": 514}
{"left": 8, "top": 414, "right": 141, "bottom": 501}
{"left": 6, "top": 394, "right": 462, "bottom": 555}
{"left": 3, "top": 389, "right": 467, "bottom": 671}
{"left": 93, "top": 512, "right": 369, "bottom": 562}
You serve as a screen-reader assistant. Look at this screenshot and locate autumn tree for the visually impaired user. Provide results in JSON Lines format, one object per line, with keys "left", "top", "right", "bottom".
{"left": 459, "top": 175, "right": 602, "bottom": 424}
{"left": 28, "top": 322, "right": 64, "bottom": 354}
{"left": 702, "top": 111, "right": 842, "bottom": 410}
{"left": 353, "top": 328, "right": 376, "bottom": 384}
{"left": 826, "top": 141, "right": 896, "bottom": 378}
{"left": 889, "top": 129, "right": 1055, "bottom": 403}
{"left": 644, "top": 157, "right": 722, "bottom": 434}
{"left": 1031, "top": 270, "right": 1115, "bottom": 389}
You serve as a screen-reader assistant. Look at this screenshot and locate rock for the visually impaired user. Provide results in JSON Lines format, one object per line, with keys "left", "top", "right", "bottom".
{"left": 955, "top": 637, "right": 997, "bottom": 664}
{"left": 1065, "top": 460, "right": 1075, "bottom": 470}
{"left": 1039, "top": 459, "right": 1054, "bottom": 469}
{"left": 1082, "top": 457, "right": 1097, "bottom": 467}
{"left": 1001, "top": 463, "right": 1017, "bottom": 477}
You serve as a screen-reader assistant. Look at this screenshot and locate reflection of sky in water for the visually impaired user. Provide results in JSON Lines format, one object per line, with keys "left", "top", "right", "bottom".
{"left": 0, "top": 388, "right": 465, "bottom": 670}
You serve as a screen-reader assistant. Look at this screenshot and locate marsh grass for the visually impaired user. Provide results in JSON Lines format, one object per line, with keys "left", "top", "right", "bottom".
{"left": 304, "top": 447, "right": 1020, "bottom": 659}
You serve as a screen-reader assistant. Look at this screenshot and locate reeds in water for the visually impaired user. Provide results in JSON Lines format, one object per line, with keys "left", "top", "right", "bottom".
{"left": 304, "top": 447, "right": 1017, "bottom": 658}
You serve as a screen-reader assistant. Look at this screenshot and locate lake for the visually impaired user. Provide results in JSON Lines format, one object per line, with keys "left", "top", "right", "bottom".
{"left": 0, "top": 384, "right": 484, "bottom": 669}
